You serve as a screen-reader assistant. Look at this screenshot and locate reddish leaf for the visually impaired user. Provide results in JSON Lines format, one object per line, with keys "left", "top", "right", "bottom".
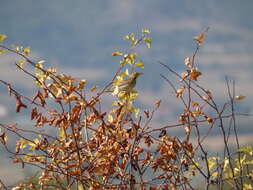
{"left": 32, "top": 90, "right": 46, "bottom": 107}
{"left": 15, "top": 95, "right": 27, "bottom": 113}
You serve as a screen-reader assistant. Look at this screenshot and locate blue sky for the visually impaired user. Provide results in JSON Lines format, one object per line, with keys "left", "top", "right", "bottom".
{"left": 0, "top": 0, "right": 253, "bottom": 184}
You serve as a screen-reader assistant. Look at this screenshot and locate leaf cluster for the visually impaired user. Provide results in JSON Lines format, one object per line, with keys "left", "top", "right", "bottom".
{"left": 0, "top": 29, "right": 252, "bottom": 190}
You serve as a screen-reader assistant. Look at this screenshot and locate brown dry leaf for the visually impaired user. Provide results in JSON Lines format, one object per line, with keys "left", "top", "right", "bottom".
{"left": 144, "top": 110, "right": 150, "bottom": 118}
{"left": 78, "top": 80, "right": 86, "bottom": 90}
{"left": 207, "top": 117, "right": 213, "bottom": 123}
{"left": 181, "top": 72, "right": 188, "bottom": 80}
{"left": 155, "top": 100, "right": 161, "bottom": 108}
{"left": 193, "top": 32, "right": 205, "bottom": 44}
{"left": 31, "top": 107, "right": 38, "bottom": 120}
{"left": 176, "top": 86, "right": 186, "bottom": 98}
{"left": 15, "top": 141, "right": 21, "bottom": 153}
{"left": 188, "top": 68, "right": 202, "bottom": 81}
{"left": 64, "top": 94, "right": 78, "bottom": 104}
{"left": 0, "top": 132, "right": 7, "bottom": 145}
{"left": 7, "top": 84, "right": 12, "bottom": 96}
{"left": 112, "top": 51, "right": 123, "bottom": 56}
{"left": 235, "top": 95, "right": 246, "bottom": 101}
{"left": 144, "top": 136, "right": 153, "bottom": 147}
{"left": 184, "top": 126, "right": 190, "bottom": 135}
{"left": 159, "top": 130, "right": 167, "bottom": 138}
{"left": 184, "top": 57, "right": 191, "bottom": 67}
{"left": 90, "top": 85, "right": 98, "bottom": 92}
{"left": 71, "top": 105, "right": 82, "bottom": 120}
{"left": 191, "top": 101, "right": 199, "bottom": 107}
{"left": 32, "top": 91, "right": 46, "bottom": 107}
{"left": 202, "top": 95, "right": 210, "bottom": 101}
{"left": 15, "top": 95, "right": 27, "bottom": 113}
{"left": 7, "top": 124, "right": 18, "bottom": 131}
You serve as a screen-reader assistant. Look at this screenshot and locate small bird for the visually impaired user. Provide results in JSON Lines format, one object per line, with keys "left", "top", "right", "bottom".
{"left": 113, "top": 72, "right": 142, "bottom": 94}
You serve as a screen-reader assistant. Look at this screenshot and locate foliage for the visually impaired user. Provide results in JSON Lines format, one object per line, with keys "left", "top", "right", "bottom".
{"left": 0, "top": 29, "right": 252, "bottom": 190}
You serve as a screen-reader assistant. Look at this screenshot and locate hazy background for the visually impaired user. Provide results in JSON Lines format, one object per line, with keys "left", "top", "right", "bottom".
{"left": 0, "top": 0, "right": 253, "bottom": 185}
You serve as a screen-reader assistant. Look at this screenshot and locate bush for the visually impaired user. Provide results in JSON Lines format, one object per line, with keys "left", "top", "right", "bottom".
{"left": 0, "top": 29, "right": 252, "bottom": 190}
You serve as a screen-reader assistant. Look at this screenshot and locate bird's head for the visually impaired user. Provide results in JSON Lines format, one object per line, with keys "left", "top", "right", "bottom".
{"left": 131, "top": 72, "right": 143, "bottom": 79}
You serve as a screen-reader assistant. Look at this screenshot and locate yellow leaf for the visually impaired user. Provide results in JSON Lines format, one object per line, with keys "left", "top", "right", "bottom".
{"left": 78, "top": 184, "right": 84, "bottom": 190}
{"left": 211, "top": 171, "right": 218, "bottom": 178}
{"left": 223, "top": 157, "right": 229, "bottom": 170}
{"left": 18, "top": 60, "right": 26, "bottom": 68}
{"left": 108, "top": 114, "right": 113, "bottom": 123}
{"left": 238, "top": 145, "right": 253, "bottom": 155}
{"left": 143, "top": 37, "right": 152, "bottom": 48}
{"left": 23, "top": 47, "right": 31, "bottom": 55}
{"left": 208, "top": 157, "right": 219, "bottom": 171}
{"left": 35, "top": 62, "right": 43, "bottom": 69}
{"left": 112, "top": 85, "right": 119, "bottom": 96}
{"left": 142, "top": 28, "right": 151, "bottom": 34}
{"left": 135, "top": 60, "right": 144, "bottom": 69}
{"left": 234, "top": 167, "right": 240, "bottom": 174}
{"left": 58, "top": 128, "right": 65, "bottom": 141}
{"left": 23, "top": 153, "right": 33, "bottom": 162}
{"left": 129, "top": 91, "right": 139, "bottom": 100}
{"left": 0, "top": 49, "right": 6, "bottom": 54}
{"left": 0, "top": 34, "right": 7, "bottom": 43}
{"left": 124, "top": 35, "right": 130, "bottom": 40}
{"left": 244, "top": 184, "right": 253, "bottom": 190}
{"left": 134, "top": 108, "right": 140, "bottom": 118}
{"left": 130, "top": 32, "right": 135, "bottom": 41}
